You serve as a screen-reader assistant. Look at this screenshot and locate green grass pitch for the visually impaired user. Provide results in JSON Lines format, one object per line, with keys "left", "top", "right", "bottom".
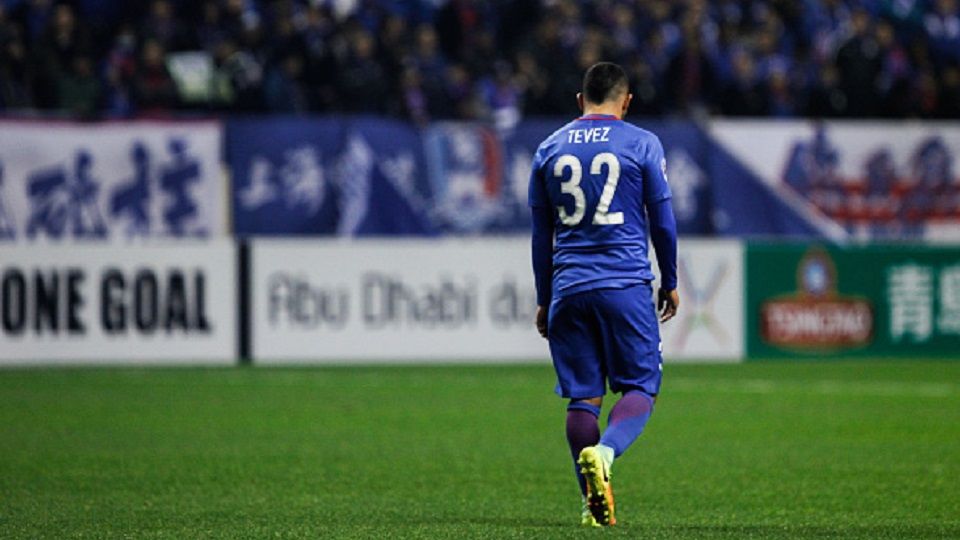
{"left": 0, "top": 361, "right": 958, "bottom": 539}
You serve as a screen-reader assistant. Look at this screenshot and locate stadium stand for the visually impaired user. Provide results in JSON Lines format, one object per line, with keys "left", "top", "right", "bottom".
{"left": 0, "top": 0, "right": 958, "bottom": 120}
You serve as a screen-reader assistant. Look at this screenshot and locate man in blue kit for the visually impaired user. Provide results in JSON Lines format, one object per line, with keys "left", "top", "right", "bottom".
{"left": 528, "top": 62, "right": 679, "bottom": 527}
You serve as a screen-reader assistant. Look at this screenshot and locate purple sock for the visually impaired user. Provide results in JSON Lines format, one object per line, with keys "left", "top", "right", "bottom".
{"left": 566, "top": 401, "right": 601, "bottom": 496}
{"left": 599, "top": 390, "right": 654, "bottom": 458}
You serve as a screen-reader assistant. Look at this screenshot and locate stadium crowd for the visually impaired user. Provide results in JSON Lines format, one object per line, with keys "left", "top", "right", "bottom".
{"left": 0, "top": 0, "right": 959, "bottom": 121}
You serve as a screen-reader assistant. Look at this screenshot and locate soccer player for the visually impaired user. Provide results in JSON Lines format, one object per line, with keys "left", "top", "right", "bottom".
{"left": 528, "top": 62, "right": 679, "bottom": 527}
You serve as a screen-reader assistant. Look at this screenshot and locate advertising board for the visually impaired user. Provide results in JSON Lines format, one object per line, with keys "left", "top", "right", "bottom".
{"left": 251, "top": 238, "right": 743, "bottom": 363}
{"left": 0, "top": 120, "right": 226, "bottom": 242}
{"left": 747, "top": 243, "right": 960, "bottom": 358}
{"left": 0, "top": 241, "right": 236, "bottom": 364}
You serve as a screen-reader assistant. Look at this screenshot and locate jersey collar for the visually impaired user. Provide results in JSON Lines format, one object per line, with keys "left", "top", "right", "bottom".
{"left": 577, "top": 114, "right": 621, "bottom": 121}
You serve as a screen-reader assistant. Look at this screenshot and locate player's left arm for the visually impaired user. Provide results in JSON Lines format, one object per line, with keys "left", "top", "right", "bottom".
{"left": 529, "top": 150, "right": 554, "bottom": 338}
{"left": 650, "top": 200, "right": 679, "bottom": 322}
{"left": 642, "top": 137, "right": 680, "bottom": 323}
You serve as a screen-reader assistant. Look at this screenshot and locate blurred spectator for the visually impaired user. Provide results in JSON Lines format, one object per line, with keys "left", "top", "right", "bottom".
{"left": 911, "top": 68, "right": 941, "bottom": 118}
{"left": 477, "top": 61, "right": 520, "bottom": 132}
{"left": 836, "top": 8, "right": 883, "bottom": 117}
{"left": 141, "top": 0, "right": 188, "bottom": 51}
{"left": 555, "top": 0, "right": 585, "bottom": 52}
{"left": 875, "top": 20, "right": 912, "bottom": 117}
{"left": 639, "top": 28, "right": 671, "bottom": 91}
{"left": 34, "top": 3, "right": 90, "bottom": 109}
{"left": 400, "top": 65, "right": 429, "bottom": 125}
{"left": 102, "top": 25, "right": 137, "bottom": 117}
{"left": 445, "top": 63, "right": 477, "bottom": 119}
{"left": 939, "top": 65, "right": 960, "bottom": 118}
{"left": 194, "top": 1, "right": 230, "bottom": 52}
{"left": 462, "top": 29, "right": 497, "bottom": 78}
{"left": 301, "top": 4, "right": 338, "bottom": 111}
{"left": 805, "top": 64, "right": 847, "bottom": 117}
{"left": 666, "top": 23, "right": 714, "bottom": 114}
{"left": 624, "top": 54, "right": 666, "bottom": 116}
{"left": 57, "top": 55, "right": 100, "bottom": 117}
{"left": 518, "top": 12, "right": 576, "bottom": 115}
{"left": 407, "top": 24, "right": 453, "bottom": 117}
{"left": 879, "top": 0, "right": 926, "bottom": 33}
{"left": 609, "top": 3, "right": 640, "bottom": 54}
{"left": 378, "top": 14, "right": 410, "bottom": 92}
{"left": 924, "top": 0, "right": 960, "bottom": 64}
{"left": 753, "top": 23, "right": 792, "bottom": 82}
{"left": 134, "top": 39, "right": 178, "bottom": 114}
{"left": 10, "top": 0, "right": 55, "bottom": 43}
{"left": 0, "top": 7, "right": 32, "bottom": 110}
{"left": 767, "top": 69, "right": 797, "bottom": 117}
{"left": 436, "top": 0, "right": 497, "bottom": 65}
{"left": 264, "top": 53, "right": 308, "bottom": 113}
{"left": 338, "top": 29, "right": 387, "bottom": 114}
{"left": 513, "top": 49, "right": 549, "bottom": 115}
{"left": 718, "top": 50, "right": 768, "bottom": 116}
{"left": 0, "top": 0, "right": 957, "bottom": 120}
{"left": 221, "top": 0, "right": 259, "bottom": 42}
{"left": 210, "top": 38, "right": 263, "bottom": 111}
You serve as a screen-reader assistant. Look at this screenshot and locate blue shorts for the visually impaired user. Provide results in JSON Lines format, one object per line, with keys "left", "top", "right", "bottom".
{"left": 548, "top": 283, "right": 662, "bottom": 399}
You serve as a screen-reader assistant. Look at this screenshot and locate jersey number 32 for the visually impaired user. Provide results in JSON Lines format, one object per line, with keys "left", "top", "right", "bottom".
{"left": 553, "top": 152, "right": 623, "bottom": 226}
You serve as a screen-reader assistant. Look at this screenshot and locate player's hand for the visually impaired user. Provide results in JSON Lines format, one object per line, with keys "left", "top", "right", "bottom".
{"left": 658, "top": 288, "right": 679, "bottom": 323}
{"left": 536, "top": 305, "right": 548, "bottom": 338}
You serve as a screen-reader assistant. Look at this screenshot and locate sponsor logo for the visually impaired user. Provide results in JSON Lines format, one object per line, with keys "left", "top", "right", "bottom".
{"left": 424, "top": 124, "right": 505, "bottom": 233}
{"left": 263, "top": 271, "right": 536, "bottom": 331}
{"left": 670, "top": 254, "right": 731, "bottom": 349}
{"left": 760, "top": 248, "right": 873, "bottom": 349}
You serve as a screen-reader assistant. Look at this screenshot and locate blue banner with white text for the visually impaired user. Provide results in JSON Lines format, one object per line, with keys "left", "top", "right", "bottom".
{"left": 0, "top": 117, "right": 830, "bottom": 241}
{"left": 227, "top": 117, "right": 731, "bottom": 236}
{"left": 228, "top": 117, "right": 435, "bottom": 237}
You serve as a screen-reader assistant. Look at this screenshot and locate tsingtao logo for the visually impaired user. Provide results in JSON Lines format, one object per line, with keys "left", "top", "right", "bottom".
{"left": 761, "top": 248, "right": 873, "bottom": 350}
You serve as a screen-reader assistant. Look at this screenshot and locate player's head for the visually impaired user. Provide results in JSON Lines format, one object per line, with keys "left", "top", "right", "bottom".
{"left": 578, "top": 62, "right": 632, "bottom": 117}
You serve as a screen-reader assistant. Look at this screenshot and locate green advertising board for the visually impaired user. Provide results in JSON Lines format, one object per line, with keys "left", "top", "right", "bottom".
{"left": 747, "top": 243, "right": 960, "bottom": 359}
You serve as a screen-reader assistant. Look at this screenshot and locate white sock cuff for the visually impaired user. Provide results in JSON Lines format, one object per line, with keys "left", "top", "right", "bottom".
{"left": 596, "top": 444, "right": 615, "bottom": 467}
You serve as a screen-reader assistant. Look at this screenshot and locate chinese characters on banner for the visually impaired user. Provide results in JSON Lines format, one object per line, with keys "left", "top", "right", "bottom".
{"left": 0, "top": 121, "right": 225, "bottom": 241}
{"left": 888, "top": 263, "right": 960, "bottom": 342}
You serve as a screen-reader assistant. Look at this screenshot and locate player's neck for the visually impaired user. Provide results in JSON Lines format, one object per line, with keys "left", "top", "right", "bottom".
{"left": 580, "top": 105, "right": 622, "bottom": 119}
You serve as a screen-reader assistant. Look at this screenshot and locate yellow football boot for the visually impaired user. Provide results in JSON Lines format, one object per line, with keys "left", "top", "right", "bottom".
{"left": 578, "top": 446, "right": 616, "bottom": 526}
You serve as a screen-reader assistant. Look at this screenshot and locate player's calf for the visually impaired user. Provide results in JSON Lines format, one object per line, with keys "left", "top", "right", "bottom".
{"left": 599, "top": 390, "right": 655, "bottom": 457}
{"left": 566, "top": 400, "right": 601, "bottom": 497}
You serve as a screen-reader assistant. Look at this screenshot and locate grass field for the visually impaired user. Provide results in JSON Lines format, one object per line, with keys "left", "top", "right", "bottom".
{"left": 0, "top": 361, "right": 958, "bottom": 539}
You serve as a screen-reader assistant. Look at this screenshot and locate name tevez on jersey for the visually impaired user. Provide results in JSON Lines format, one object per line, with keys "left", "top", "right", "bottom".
{"left": 566, "top": 126, "right": 612, "bottom": 144}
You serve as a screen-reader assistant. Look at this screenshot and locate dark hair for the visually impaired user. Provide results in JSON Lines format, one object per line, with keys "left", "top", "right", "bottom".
{"left": 582, "top": 62, "right": 628, "bottom": 105}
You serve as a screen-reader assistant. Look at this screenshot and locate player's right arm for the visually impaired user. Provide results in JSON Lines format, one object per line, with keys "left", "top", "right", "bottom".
{"left": 641, "top": 136, "right": 680, "bottom": 322}
{"left": 529, "top": 148, "right": 554, "bottom": 338}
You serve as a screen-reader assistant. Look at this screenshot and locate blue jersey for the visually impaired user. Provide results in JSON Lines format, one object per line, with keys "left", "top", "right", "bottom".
{"left": 528, "top": 114, "right": 673, "bottom": 300}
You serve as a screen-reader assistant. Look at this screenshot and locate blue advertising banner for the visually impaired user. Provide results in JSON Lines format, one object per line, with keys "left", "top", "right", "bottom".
{"left": 650, "top": 122, "right": 714, "bottom": 235}
{"left": 228, "top": 117, "right": 434, "bottom": 237}
{"left": 0, "top": 117, "right": 869, "bottom": 241}
{"left": 228, "top": 117, "right": 724, "bottom": 237}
